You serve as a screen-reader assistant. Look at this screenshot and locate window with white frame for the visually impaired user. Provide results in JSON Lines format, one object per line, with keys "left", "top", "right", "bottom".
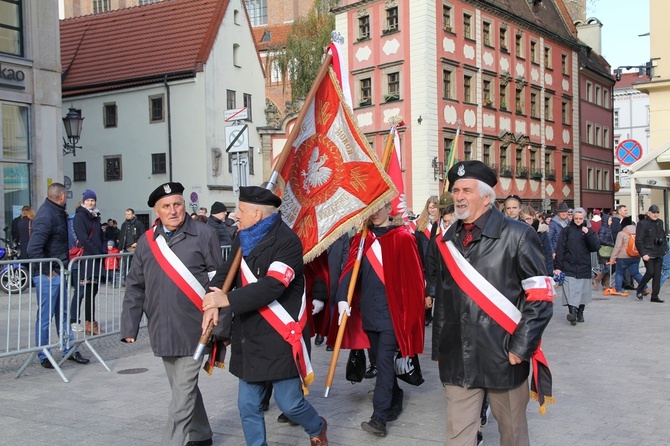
{"left": 530, "top": 40, "right": 538, "bottom": 63}
{"left": 245, "top": 0, "right": 267, "bottom": 26}
{"left": 589, "top": 167, "right": 596, "bottom": 189}
{"left": 359, "top": 77, "right": 372, "bottom": 105}
{"left": 483, "top": 21, "right": 492, "bottom": 46}
{"left": 385, "top": 6, "right": 399, "bottom": 33}
{"left": 515, "top": 32, "right": 524, "bottom": 58}
{"left": 544, "top": 45, "right": 552, "bottom": 69}
{"left": 544, "top": 93, "right": 553, "bottom": 120}
{"left": 149, "top": 94, "right": 164, "bottom": 123}
{"left": 103, "top": 103, "right": 117, "bottom": 128}
{"left": 358, "top": 13, "right": 370, "bottom": 40}
{"left": 443, "top": 66, "right": 455, "bottom": 99}
{"left": 463, "top": 12, "right": 473, "bottom": 39}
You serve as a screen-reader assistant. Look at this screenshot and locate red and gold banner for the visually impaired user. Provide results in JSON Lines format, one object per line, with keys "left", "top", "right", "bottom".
{"left": 277, "top": 69, "right": 396, "bottom": 262}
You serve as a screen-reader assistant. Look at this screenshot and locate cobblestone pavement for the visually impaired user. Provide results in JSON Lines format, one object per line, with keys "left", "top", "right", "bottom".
{"left": 1, "top": 286, "right": 669, "bottom": 445}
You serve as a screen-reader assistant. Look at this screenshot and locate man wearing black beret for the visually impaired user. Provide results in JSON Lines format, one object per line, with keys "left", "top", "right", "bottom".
{"left": 203, "top": 185, "right": 329, "bottom": 445}
{"left": 426, "top": 160, "right": 553, "bottom": 446}
{"left": 121, "top": 181, "right": 225, "bottom": 446}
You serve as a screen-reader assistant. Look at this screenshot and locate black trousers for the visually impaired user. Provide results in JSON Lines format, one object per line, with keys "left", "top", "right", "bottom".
{"left": 365, "top": 329, "right": 403, "bottom": 423}
{"left": 639, "top": 256, "right": 664, "bottom": 299}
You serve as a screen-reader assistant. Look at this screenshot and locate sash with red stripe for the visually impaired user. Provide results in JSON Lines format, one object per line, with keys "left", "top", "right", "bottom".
{"left": 437, "top": 239, "right": 555, "bottom": 413}
{"left": 146, "top": 227, "right": 206, "bottom": 311}
{"left": 239, "top": 259, "right": 315, "bottom": 394}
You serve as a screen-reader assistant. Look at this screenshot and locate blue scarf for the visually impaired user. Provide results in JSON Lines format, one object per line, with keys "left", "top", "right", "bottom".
{"left": 238, "top": 213, "right": 280, "bottom": 256}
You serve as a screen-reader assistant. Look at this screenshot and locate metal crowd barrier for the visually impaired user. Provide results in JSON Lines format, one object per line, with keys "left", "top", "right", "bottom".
{"left": 2, "top": 244, "right": 232, "bottom": 382}
{"left": 0, "top": 258, "right": 72, "bottom": 382}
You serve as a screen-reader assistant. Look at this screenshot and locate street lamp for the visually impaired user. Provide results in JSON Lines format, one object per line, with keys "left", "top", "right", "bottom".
{"left": 62, "top": 106, "right": 84, "bottom": 156}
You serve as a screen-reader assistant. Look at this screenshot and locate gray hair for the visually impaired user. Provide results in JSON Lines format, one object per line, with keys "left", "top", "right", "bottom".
{"left": 478, "top": 180, "right": 497, "bottom": 208}
{"left": 573, "top": 207, "right": 587, "bottom": 217}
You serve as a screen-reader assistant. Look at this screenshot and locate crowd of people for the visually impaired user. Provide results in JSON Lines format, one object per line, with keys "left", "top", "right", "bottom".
{"left": 10, "top": 166, "right": 669, "bottom": 446}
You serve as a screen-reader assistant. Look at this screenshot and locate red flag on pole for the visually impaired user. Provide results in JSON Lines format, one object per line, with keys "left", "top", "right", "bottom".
{"left": 277, "top": 68, "right": 396, "bottom": 262}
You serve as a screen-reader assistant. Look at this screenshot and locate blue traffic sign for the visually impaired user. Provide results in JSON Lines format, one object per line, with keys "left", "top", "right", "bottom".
{"left": 616, "top": 139, "right": 642, "bottom": 166}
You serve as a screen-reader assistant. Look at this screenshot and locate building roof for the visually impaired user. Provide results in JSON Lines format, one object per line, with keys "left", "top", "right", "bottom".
{"left": 579, "top": 45, "right": 613, "bottom": 81}
{"left": 615, "top": 72, "right": 648, "bottom": 90}
{"left": 252, "top": 23, "right": 293, "bottom": 51}
{"left": 60, "top": 0, "right": 229, "bottom": 96}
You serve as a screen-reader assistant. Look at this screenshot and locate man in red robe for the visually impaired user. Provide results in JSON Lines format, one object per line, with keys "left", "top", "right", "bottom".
{"left": 337, "top": 202, "right": 425, "bottom": 437}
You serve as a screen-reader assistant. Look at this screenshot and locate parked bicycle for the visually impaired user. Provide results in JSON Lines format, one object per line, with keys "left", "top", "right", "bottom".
{"left": 0, "top": 227, "right": 30, "bottom": 294}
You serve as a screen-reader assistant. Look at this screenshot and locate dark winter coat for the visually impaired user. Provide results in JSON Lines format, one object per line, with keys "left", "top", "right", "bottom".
{"left": 121, "top": 216, "right": 224, "bottom": 356}
{"left": 26, "top": 198, "right": 69, "bottom": 273}
{"left": 598, "top": 214, "right": 614, "bottom": 247}
{"left": 427, "top": 208, "right": 553, "bottom": 390}
{"left": 636, "top": 217, "right": 668, "bottom": 258}
{"left": 15, "top": 217, "right": 32, "bottom": 260}
{"left": 209, "top": 215, "right": 307, "bottom": 382}
{"left": 554, "top": 221, "right": 600, "bottom": 279}
{"left": 119, "top": 217, "right": 146, "bottom": 251}
{"left": 548, "top": 215, "right": 570, "bottom": 253}
{"left": 73, "top": 206, "right": 106, "bottom": 256}
{"left": 207, "top": 215, "right": 237, "bottom": 246}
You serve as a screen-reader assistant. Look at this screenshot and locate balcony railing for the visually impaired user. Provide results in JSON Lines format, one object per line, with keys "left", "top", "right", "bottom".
{"left": 499, "top": 164, "right": 513, "bottom": 177}
{"left": 515, "top": 166, "right": 529, "bottom": 179}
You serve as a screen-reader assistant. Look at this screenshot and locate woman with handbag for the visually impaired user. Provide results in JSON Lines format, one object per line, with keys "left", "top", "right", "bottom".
{"left": 594, "top": 214, "right": 615, "bottom": 291}
{"left": 73, "top": 189, "right": 107, "bottom": 335}
{"left": 554, "top": 208, "right": 601, "bottom": 325}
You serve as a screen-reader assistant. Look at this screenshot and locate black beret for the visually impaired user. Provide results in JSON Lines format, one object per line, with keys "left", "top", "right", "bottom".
{"left": 447, "top": 160, "right": 497, "bottom": 192}
{"left": 210, "top": 201, "right": 227, "bottom": 214}
{"left": 147, "top": 182, "right": 185, "bottom": 207}
{"left": 239, "top": 186, "right": 282, "bottom": 208}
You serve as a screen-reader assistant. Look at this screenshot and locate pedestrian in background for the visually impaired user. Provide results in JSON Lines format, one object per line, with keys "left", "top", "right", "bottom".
{"left": 503, "top": 194, "right": 522, "bottom": 220}
{"left": 27, "top": 183, "right": 89, "bottom": 368}
{"left": 14, "top": 205, "right": 34, "bottom": 260}
{"left": 610, "top": 216, "right": 648, "bottom": 296}
{"left": 414, "top": 195, "right": 440, "bottom": 326}
{"left": 635, "top": 204, "right": 668, "bottom": 303}
{"left": 548, "top": 202, "right": 570, "bottom": 258}
{"left": 118, "top": 208, "right": 146, "bottom": 286}
{"left": 207, "top": 201, "right": 236, "bottom": 247}
{"left": 554, "top": 208, "right": 600, "bottom": 325}
{"left": 73, "top": 189, "right": 107, "bottom": 335}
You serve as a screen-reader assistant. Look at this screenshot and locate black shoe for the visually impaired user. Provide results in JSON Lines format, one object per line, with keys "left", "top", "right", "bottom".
{"left": 67, "top": 351, "right": 90, "bottom": 364}
{"left": 566, "top": 306, "right": 577, "bottom": 325}
{"left": 261, "top": 403, "right": 269, "bottom": 412}
{"left": 477, "top": 431, "right": 483, "bottom": 446}
{"left": 185, "top": 439, "right": 212, "bottom": 446}
{"left": 277, "top": 412, "right": 299, "bottom": 426}
{"left": 40, "top": 359, "right": 54, "bottom": 369}
{"left": 361, "top": 417, "right": 387, "bottom": 437}
{"left": 314, "top": 334, "right": 324, "bottom": 346}
{"left": 651, "top": 298, "right": 665, "bottom": 303}
{"left": 364, "top": 365, "right": 377, "bottom": 379}
{"left": 636, "top": 291, "right": 644, "bottom": 301}
{"left": 425, "top": 316, "right": 432, "bottom": 326}
{"left": 326, "top": 345, "right": 334, "bottom": 351}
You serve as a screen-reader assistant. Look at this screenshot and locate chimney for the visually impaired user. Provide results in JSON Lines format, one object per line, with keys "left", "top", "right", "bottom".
{"left": 575, "top": 17, "right": 603, "bottom": 55}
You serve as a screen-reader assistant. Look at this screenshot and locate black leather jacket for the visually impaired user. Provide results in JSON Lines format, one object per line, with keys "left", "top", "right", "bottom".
{"left": 427, "top": 207, "right": 553, "bottom": 389}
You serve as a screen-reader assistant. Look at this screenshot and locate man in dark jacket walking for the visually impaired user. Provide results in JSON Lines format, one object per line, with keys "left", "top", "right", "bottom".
{"left": 207, "top": 201, "right": 236, "bottom": 247}
{"left": 27, "top": 183, "right": 89, "bottom": 369}
{"left": 121, "top": 182, "right": 224, "bottom": 446}
{"left": 635, "top": 204, "right": 668, "bottom": 302}
{"left": 426, "top": 161, "right": 553, "bottom": 446}
{"left": 203, "top": 186, "right": 328, "bottom": 446}
{"left": 118, "top": 208, "right": 145, "bottom": 285}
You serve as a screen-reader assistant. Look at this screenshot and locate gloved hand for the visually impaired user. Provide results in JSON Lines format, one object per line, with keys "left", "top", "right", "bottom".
{"left": 312, "top": 300, "right": 325, "bottom": 315}
{"left": 337, "top": 301, "right": 351, "bottom": 325}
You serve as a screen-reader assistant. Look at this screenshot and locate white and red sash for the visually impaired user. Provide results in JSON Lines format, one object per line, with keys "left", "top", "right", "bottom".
{"left": 239, "top": 259, "right": 315, "bottom": 393}
{"left": 364, "top": 237, "right": 385, "bottom": 285}
{"left": 146, "top": 227, "right": 206, "bottom": 311}
{"left": 437, "top": 239, "right": 555, "bottom": 413}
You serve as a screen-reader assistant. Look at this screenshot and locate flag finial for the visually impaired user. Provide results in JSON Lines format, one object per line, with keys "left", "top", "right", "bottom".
{"left": 331, "top": 31, "right": 344, "bottom": 45}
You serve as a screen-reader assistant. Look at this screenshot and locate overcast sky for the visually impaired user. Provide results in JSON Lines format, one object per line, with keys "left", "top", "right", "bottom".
{"left": 587, "top": 0, "right": 650, "bottom": 71}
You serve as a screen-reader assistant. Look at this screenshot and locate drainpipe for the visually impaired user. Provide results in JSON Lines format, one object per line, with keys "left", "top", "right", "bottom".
{"left": 164, "top": 74, "right": 173, "bottom": 181}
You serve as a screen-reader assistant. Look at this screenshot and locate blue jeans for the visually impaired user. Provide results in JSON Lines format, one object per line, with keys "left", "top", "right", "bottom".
{"left": 34, "top": 274, "right": 74, "bottom": 362}
{"left": 238, "top": 377, "right": 323, "bottom": 446}
{"left": 615, "top": 258, "right": 644, "bottom": 293}
{"left": 660, "top": 252, "right": 670, "bottom": 288}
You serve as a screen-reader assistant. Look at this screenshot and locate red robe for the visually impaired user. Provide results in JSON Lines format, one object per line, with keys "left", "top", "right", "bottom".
{"left": 336, "top": 226, "right": 426, "bottom": 357}
{"left": 305, "top": 252, "right": 331, "bottom": 337}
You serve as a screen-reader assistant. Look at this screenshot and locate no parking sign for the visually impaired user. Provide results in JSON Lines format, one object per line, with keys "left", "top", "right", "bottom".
{"left": 616, "top": 139, "right": 643, "bottom": 166}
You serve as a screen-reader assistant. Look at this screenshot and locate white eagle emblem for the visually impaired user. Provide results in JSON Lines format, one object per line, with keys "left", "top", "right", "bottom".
{"left": 301, "top": 146, "right": 332, "bottom": 194}
{"left": 457, "top": 164, "right": 465, "bottom": 177}
{"left": 163, "top": 184, "right": 172, "bottom": 193}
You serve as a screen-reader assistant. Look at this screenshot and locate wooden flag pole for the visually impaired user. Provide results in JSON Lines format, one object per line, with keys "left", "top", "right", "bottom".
{"left": 324, "top": 123, "right": 396, "bottom": 397}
